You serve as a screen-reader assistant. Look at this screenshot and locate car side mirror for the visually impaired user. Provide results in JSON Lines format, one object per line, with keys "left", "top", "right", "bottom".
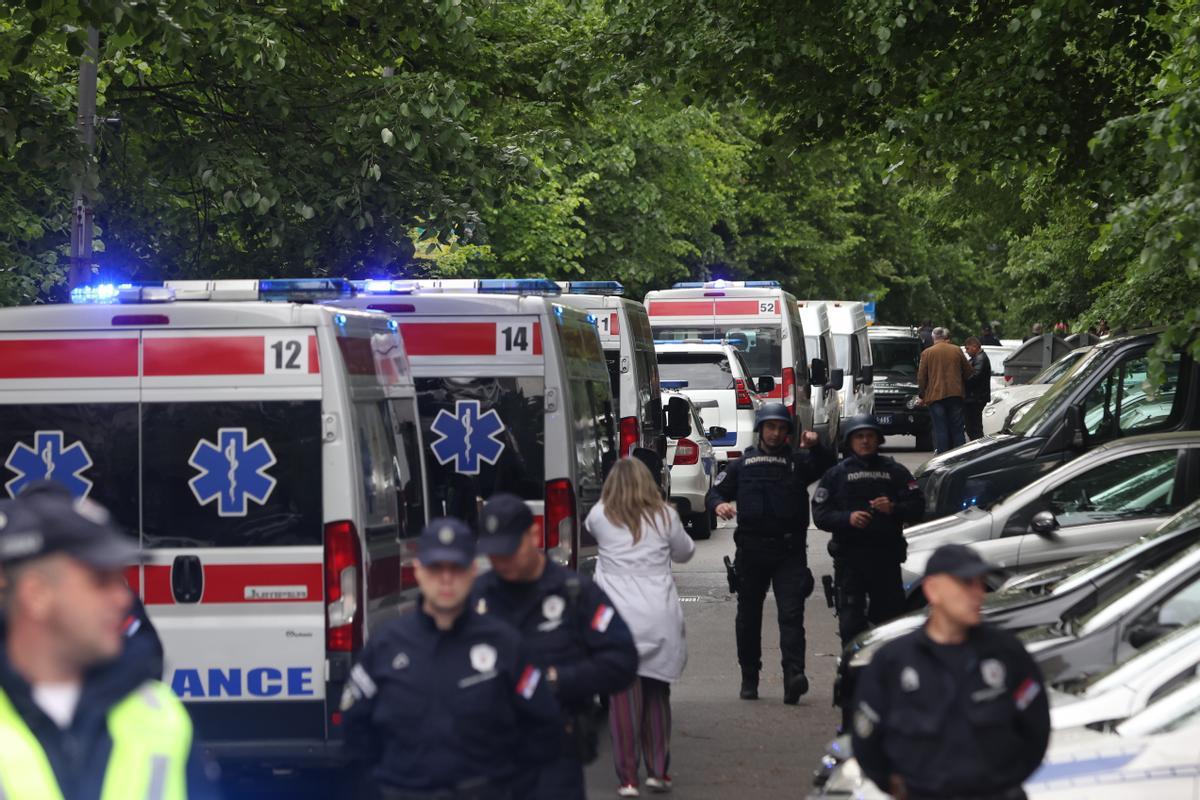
{"left": 858, "top": 364, "right": 874, "bottom": 386}
{"left": 1030, "top": 509, "right": 1060, "bottom": 538}
{"left": 706, "top": 426, "right": 727, "bottom": 441}
{"left": 1128, "top": 622, "right": 1176, "bottom": 649}
{"left": 809, "top": 358, "right": 829, "bottom": 387}
{"left": 756, "top": 375, "right": 775, "bottom": 394}
{"left": 828, "top": 368, "right": 845, "bottom": 390}
{"left": 665, "top": 396, "right": 691, "bottom": 438}
{"left": 1065, "top": 404, "right": 1085, "bottom": 448}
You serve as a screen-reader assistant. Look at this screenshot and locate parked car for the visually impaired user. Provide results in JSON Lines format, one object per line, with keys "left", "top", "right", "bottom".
{"left": 916, "top": 329, "right": 1199, "bottom": 518}
{"left": 660, "top": 387, "right": 720, "bottom": 539}
{"left": 983, "top": 347, "right": 1093, "bottom": 436}
{"left": 868, "top": 325, "right": 931, "bottom": 449}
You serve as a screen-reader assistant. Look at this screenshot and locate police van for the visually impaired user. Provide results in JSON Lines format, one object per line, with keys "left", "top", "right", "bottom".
{"left": 645, "top": 280, "right": 814, "bottom": 438}
{"left": 331, "top": 278, "right": 618, "bottom": 570}
{"left": 555, "top": 281, "right": 666, "bottom": 462}
{"left": 0, "top": 278, "right": 429, "bottom": 770}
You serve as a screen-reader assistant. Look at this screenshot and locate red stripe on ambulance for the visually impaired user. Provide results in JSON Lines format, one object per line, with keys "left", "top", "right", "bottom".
{"left": 143, "top": 563, "right": 323, "bottom": 605}
{"left": 717, "top": 300, "right": 777, "bottom": 315}
{"left": 308, "top": 335, "right": 320, "bottom": 373}
{"left": 0, "top": 339, "right": 138, "bottom": 378}
{"left": 646, "top": 300, "right": 714, "bottom": 316}
{"left": 399, "top": 322, "right": 497, "bottom": 356}
{"left": 144, "top": 337, "right": 264, "bottom": 376}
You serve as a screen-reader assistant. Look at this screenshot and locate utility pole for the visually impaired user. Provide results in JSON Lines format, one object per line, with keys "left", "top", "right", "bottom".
{"left": 69, "top": 27, "right": 99, "bottom": 290}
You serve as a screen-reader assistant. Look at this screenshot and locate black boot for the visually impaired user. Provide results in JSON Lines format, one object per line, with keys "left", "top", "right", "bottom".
{"left": 783, "top": 670, "right": 809, "bottom": 705}
{"left": 739, "top": 668, "right": 759, "bottom": 700}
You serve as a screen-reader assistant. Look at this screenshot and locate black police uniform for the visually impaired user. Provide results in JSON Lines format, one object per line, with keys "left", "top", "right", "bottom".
{"left": 472, "top": 562, "right": 637, "bottom": 799}
{"left": 812, "top": 451, "right": 923, "bottom": 645}
{"left": 851, "top": 623, "right": 1050, "bottom": 800}
{"left": 705, "top": 436, "right": 834, "bottom": 696}
{"left": 342, "top": 602, "right": 561, "bottom": 799}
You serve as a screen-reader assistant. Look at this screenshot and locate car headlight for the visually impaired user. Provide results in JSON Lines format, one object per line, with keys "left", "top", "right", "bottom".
{"left": 905, "top": 395, "right": 919, "bottom": 410}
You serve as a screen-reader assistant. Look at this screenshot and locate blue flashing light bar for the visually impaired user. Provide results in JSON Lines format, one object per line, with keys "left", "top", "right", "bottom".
{"left": 70, "top": 283, "right": 124, "bottom": 304}
{"left": 70, "top": 282, "right": 175, "bottom": 305}
{"left": 477, "top": 279, "right": 561, "bottom": 296}
{"left": 661, "top": 380, "right": 690, "bottom": 390}
{"left": 669, "top": 280, "right": 781, "bottom": 289}
{"left": 259, "top": 278, "right": 352, "bottom": 302}
{"left": 351, "top": 279, "right": 420, "bottom": 295}
{"left": 562, "top": 281, "right": 625, "bottom": 296}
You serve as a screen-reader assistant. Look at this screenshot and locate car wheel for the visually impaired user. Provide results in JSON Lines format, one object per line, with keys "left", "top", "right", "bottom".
{"left": 688, "top": 510, "right": 712, "bottom": 540}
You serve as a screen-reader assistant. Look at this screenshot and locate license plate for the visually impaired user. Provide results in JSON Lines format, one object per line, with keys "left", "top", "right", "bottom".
{"left": 876, "top": 414, "right": 894, "bottom": 426}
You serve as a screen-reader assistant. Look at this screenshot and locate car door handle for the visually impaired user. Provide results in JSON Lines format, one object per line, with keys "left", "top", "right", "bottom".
{"left": 171, "top": 555, "right": 204, "bottom": 604}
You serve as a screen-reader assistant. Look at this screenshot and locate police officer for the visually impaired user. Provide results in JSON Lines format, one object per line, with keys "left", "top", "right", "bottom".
{"left": 851, "top": 544, "right": 1050, "bottom": 800}
{"left": 343, "top": 517, "right": 561, "bottom": 800}
{"left": 472, "top": 493, "right": 637, "bottom": 800}
{"left": 705, "top": 402, "right": 835, "bottom": 703}
{"left": 0, "top": 488, "right": 219, "bottom": 799}
{"left": 812, "top": 414, "right": 924, "bottom": 646}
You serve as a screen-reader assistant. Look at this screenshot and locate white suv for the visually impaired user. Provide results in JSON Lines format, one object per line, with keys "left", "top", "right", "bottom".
{"left": 654, "top": 340, "right": 761, "bottom": 466}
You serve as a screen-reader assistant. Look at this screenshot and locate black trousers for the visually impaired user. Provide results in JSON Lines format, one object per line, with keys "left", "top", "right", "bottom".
{"left": 735, "top": 542, "right": 812, "bottom": 674}
{"left": 834, "top": 558, "right": 905, "bottom": 645}
{"left": 965, "top": 401, "right": 986, "bottom": 440}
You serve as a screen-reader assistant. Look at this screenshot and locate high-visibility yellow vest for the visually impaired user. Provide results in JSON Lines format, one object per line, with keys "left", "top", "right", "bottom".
{"left": 0, "top": 680, "right": 192, "bottom": 800}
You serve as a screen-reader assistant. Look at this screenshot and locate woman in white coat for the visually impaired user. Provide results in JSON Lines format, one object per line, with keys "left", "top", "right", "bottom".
{"left": 587, "top": 457, "right": 695, "bottom": 797}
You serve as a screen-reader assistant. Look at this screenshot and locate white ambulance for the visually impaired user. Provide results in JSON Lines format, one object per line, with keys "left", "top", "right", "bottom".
{"left": 0, "top": 279, "right": 428, "bottom": 771}
{"left": 810, "top": 299, "right": 875, "bottom": 419}
{"left": 796, "top": 301, "right": 843, "bottom": 450}
{"left": 645, "top": 280, "right": 815, "bottom": 438}
{"left": 331, "top": 278, "right": 618, "bottom": 570}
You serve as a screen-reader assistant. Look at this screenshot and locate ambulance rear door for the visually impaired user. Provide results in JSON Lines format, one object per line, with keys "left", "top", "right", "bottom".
{"left": 138, "top": 322, "right": 328, "bottom": 747}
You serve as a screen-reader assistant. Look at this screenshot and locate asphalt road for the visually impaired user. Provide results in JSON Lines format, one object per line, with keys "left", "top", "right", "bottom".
{"left": 583, "top": 436, "right": 930, "bottom": 799}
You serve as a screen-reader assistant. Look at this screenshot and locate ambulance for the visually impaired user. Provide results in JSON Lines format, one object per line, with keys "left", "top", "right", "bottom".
{"left": 0, "top": 279, "right": 429, "bottom": 771}
{"left": 645, "top": 280, "right": 815, "bottom": 439}
{"left": 555, "top": 281, "right": 667, "bottom": 464}
{"left": 809, "top": 299, "right": 875, "bottom": 419}
{"left": 331, "top": 278, "right": 618, "bottom": 570}
{"left": 796, "top": 300, "right": 843, "bottom": 450}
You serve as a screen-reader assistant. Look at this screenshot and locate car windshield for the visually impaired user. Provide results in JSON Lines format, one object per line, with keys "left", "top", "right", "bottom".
{"left": 834, "top": 334, "right": 855, "bottom": 376}
{"left": 1009, "top": 345, "right": 1111, "bottom": 436}
{"left": 870, "top": 337, "right": 921, "bottom": 379}
{"left": 656, "top": 352, "right": 736, "bottom": 390}
{"left": 1032, "top": 347, "right": 1091, "bottom": 385}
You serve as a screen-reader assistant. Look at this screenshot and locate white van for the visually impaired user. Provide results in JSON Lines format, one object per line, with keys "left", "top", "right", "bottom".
{"left": 810, "top": 300, "right": 874, "bottom": 419}
{"left": 645, "top": 280, "right": 815, "bottom": 438}
{"left": 555, "top": 282, "right": 666, "bottom": 464}
{"left": 0, "top": 278, "right": 428, "bottom": 771}
{"left": 796, "top": 301, "right": 843, "bottom": 449}
{"left": 332, "top": 279, "right": 618, "bottom": 570}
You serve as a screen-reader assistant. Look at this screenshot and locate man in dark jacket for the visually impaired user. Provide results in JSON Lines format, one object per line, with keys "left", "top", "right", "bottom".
{"left": 963, "top": 336, "right": 992, "bottom": 441}
{"left": 706, "top": 403, "right": 835, "bottom": 704}
{"left": 0, "top": 488, "right": 219, "bottom": 800}
{"left": 813, "top": 415, "right": 924, "bottom": 645}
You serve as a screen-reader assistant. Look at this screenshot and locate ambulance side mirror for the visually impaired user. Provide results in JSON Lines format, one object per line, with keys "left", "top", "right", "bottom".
{"left": 755, "top": 375, "right": 775, "bottom": 394}
{"left": 665, "top": 396, "right": 691, "bottom": 439}
{"left": 828, "top": 368, "right": 845, "bottom": 390}
{"left": 857, "top": 364, "right": 874, "bottom": 386}
{"left": 809, "top": 358, "right": 829, "bottom": 387}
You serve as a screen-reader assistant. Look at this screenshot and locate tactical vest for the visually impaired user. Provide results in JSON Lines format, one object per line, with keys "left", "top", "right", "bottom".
{"left": 737, "top": 450, "right": 803, "bottom": 532}
{"left": 0, "top": 680, "right": 192, "bottom": 800}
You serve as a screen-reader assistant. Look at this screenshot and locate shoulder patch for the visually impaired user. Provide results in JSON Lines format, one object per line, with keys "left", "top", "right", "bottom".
{"left": 591, "top": 603, "right": 615, "bottom": 632}
{"left": 814, "top": 487, "right": 829, "bottom": 504}
{"left": 713, "top": 470, "right": 728, "bottom": 486}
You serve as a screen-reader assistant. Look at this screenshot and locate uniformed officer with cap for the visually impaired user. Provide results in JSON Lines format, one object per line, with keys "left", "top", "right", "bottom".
{"left": 851, "top": 544, "right": 1050, "bottom": 800}
{"left": 812, "top": 414, "right": 924, "bottom": 645}
{"left": 705, "top": 402, "right": 835, "bottom": 703}
{"left": 471, "top": 493, "right": 637, "bottom": 800}
{"left": 343, "top": 517, "right": 561, "bottom": 800}
{"left": 0, "top": 486, "right": 219, "bottom": 799}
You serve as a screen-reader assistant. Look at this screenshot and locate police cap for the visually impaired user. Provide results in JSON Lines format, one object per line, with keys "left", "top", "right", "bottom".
{"left": 476, "top": 493, "right": 534, "bottom": 557}
{"left": 418, "top": 517, "right": 476, "bottom": 567}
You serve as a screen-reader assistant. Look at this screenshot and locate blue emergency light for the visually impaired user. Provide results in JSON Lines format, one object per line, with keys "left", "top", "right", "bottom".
{"left": 69, "top": 282, "right": 175, "bottom": 304}
{"left": 669, "top": 280, "right": 781, "bottom": 289}
{"left": 477, "top": 279, "right": 561, "bottom": 296}
{"left": 560, "top": 281, "right": 625, "bottom": 296}
{"left": 70, "top": 283, "right": 124, "bottom": 304}
{"left": 258, "top": 278, "right": 352, "bottom": 302}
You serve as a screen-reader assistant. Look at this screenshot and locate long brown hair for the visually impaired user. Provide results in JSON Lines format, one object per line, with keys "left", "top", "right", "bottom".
{"left": 601, "top": 458, "right": 670, "bottom": 544}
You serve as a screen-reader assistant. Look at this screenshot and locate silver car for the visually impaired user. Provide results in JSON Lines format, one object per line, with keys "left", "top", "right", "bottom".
{"left": 901, "top": 431, "right": 1200, "bottom": 593}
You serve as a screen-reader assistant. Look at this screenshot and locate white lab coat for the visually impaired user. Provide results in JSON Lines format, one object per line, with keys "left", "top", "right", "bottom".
{"left": 586, "top": 502, "right": 696, "bottom": 683}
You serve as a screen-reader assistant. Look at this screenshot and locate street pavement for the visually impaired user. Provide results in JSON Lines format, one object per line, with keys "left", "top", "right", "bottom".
{"left": 584, "top": 437, "right": 930, "bottom": 799}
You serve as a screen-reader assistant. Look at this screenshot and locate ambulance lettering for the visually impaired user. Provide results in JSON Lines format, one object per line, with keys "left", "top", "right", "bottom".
{"left": 171, "top": 666, "right": 315, "bottom": 698}
{"left": 188, "top": 428, "right": 278, "bottom": 516}
{"left": 429, "top": 400, "right": 506, "bottom": 475}
{"left": 4, "top": 431, "right": 94, "bottom": 499}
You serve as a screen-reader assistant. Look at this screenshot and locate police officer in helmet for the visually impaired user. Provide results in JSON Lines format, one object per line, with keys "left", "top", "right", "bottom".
{"left": 851, "top": 544, "right": 1050, "bottom": 800}
{"left": 706, "top": 402, "right": 835, "bottom": 704}
{"left": 343, "top": 517, "right": 561, "bottom": 799}
{"left": 813, "top": 414, "right": 924, "bottom": 646}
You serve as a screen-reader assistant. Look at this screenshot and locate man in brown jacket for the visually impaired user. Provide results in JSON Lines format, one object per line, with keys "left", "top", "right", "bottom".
{"left": 917, "top": 327, "right": 972, "bottom": 453}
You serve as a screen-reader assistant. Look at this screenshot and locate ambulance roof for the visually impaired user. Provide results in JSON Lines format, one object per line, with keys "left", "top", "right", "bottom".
{"left": 0, "top": 301, "right": 386, "bottom": 332}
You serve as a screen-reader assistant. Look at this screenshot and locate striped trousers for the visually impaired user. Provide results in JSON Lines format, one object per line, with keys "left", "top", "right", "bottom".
{"left": 608, "top": 676, "right": 672, "bottom": 786}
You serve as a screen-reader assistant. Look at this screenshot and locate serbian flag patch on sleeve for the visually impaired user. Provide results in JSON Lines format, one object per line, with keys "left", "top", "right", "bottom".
{"left": 1014, "top": 677, "right": 1041, "bottom": 711}
{"left": 591, "top": 604, "right": 615, "bottom": 633}
{"left": 516, "top": 665, "right": 542, "bottom": 699}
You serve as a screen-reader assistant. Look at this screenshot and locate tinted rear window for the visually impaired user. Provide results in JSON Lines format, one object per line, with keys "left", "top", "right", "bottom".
{"left": 142, "top": 401, "right": 323, "bottom": 548}
{"left": 657, "top": 353, "right": 735, "bottom": 390}
{"left": 415, "top": 377, "right": 545, "bottom": 526}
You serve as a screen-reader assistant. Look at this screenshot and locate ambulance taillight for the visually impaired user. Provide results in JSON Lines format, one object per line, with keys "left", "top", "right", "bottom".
{"left": 735, "top": 379, "right": 754, "bottom": 410}
{"left": 782, "top": 367, "right": 797, "bottom": 412}
{"left": 618, "top": 417, "right": 640, "bottom": 458}
{"left": 673, "top": 438, "right": 700, "bottom": 466}
{"left": 324, "top": 521, "right": 364, "bottom": 653}
{"left": 544, "top": 479, "right": 577, "bottom": 565}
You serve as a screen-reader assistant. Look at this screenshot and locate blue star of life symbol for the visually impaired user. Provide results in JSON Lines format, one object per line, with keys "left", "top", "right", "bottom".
{"left": 429, "top": 400, "right": 506, "bottom": 475}
{"left": 188, "top": 428, "right": 278, "bottom": 517}
{"left": 4, "top": 431, "right": 94, "bottom": 499}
